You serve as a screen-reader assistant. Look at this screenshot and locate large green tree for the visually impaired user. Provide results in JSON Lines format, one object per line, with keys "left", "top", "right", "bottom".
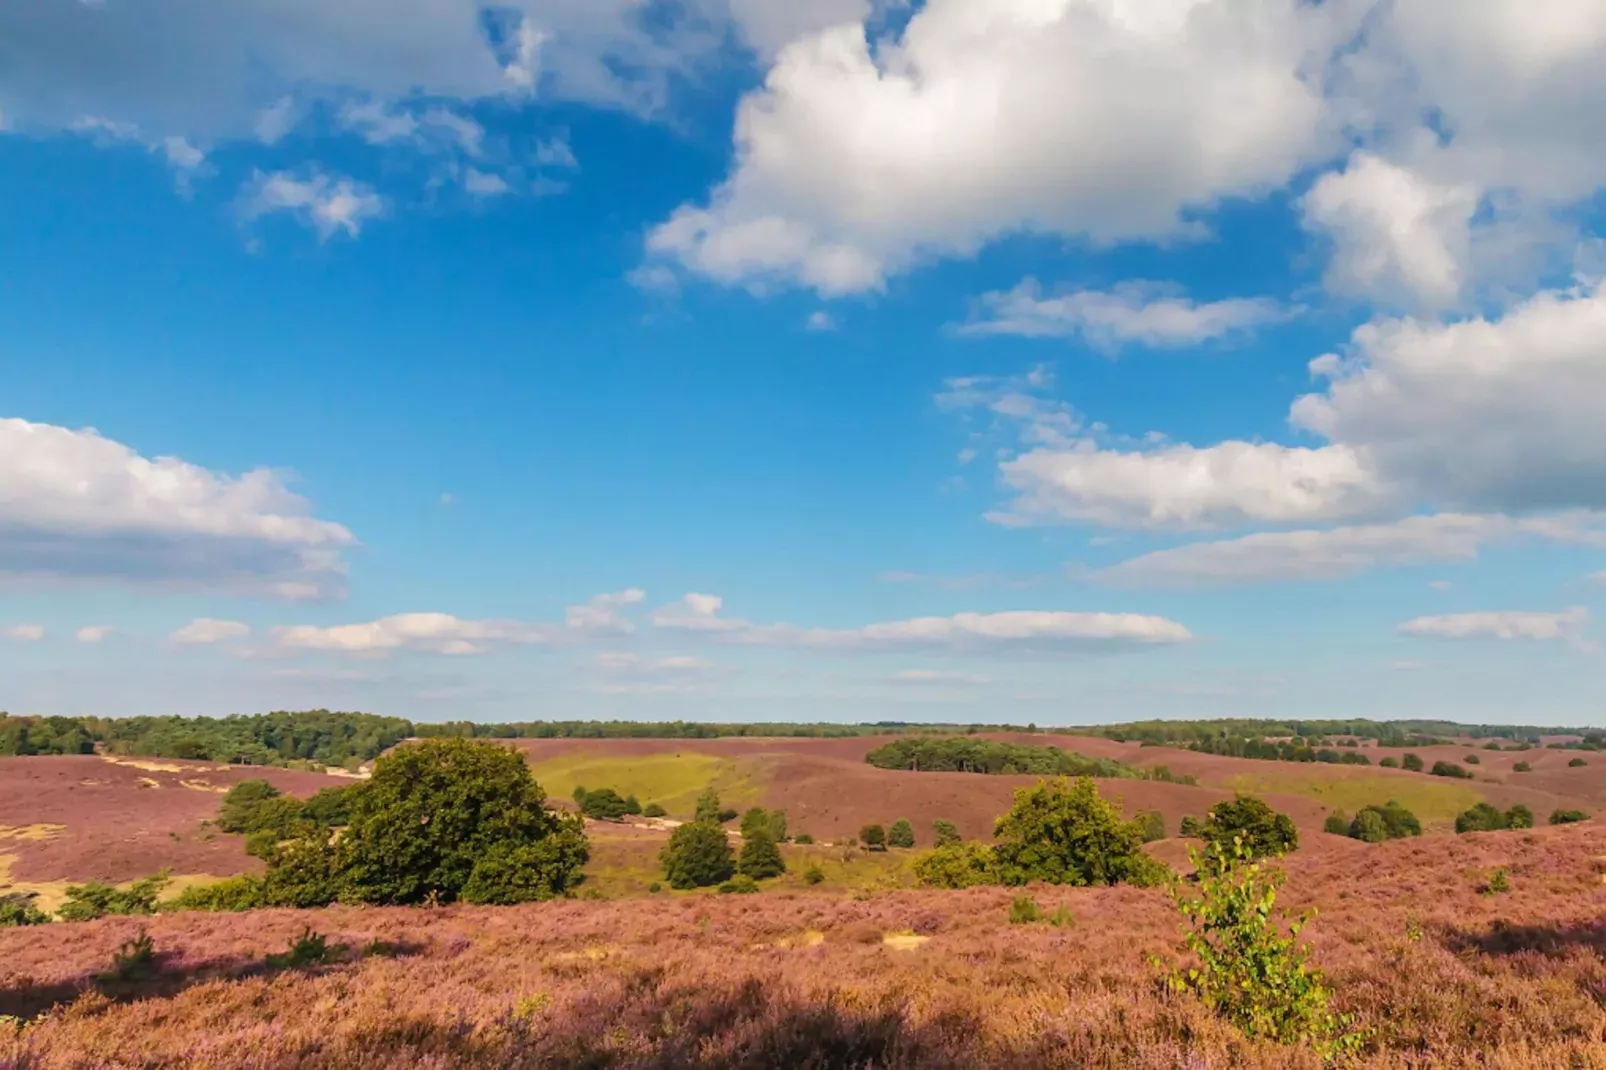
{"left": 1199, "top": 796, "right": 1299, "bottom": 860}
{"left": 337, "top": 738, "right": 587, "bottom": 905}
{"left": 661, "top": 821, "right": 736, "bottom": 889}
{"left": 991, "top": 777, "right": 1162, "bottom": 887}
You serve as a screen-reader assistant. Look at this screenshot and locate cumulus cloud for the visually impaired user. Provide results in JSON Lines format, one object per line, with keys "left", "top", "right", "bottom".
{"left": 2, "top": 624, "right": 44, "bottom": 642}
{"left": 75, "top": 625, "right": 114, "bottom": 643}
{"left": 957, "top": 280, "right": 1285, "bottom": 350}
{"left": 1096, "top": 513, "right": 1606, "bottom": 586}
{"left": 240, "top": 168, "right": 386, "bottom": 240}
{"left": 651, "top": 594, "right": 1190, "bottom": 650}
{"left": 645, "top": 0, "right": 1338, "bottom": 293}
{"left": 273, "top": 613, "right": 553, "bottom": 657}
{"left": 0, "top": 417, "right": 353, "bottom": 599}
{"left": 170, "top": 618, "right": 252, "bottom": 645}
{"left": 1398, "top": 608, "right": 1590, "bottom": 643}
{"left": 565, "top": 588, "right": 646, "bottom": 634}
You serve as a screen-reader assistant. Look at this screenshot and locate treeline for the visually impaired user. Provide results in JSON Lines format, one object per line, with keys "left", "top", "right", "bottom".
{"left": 864, "top": 737, "right": 1195, "bottom": 784}
{"left": 0, "top": 710, "right": 411, "bottom": 769}
{"left": 1188, "top": 736, "right": 1375, "bottom": 765}
{"left": 414, "top": 720, "right": 972, "bottom": 741}
{"left": 1094, "top": 718, "right": 1590, "bottom": 747}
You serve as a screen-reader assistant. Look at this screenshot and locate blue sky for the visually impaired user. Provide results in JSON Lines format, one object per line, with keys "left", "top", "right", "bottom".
{"left": 3, "top": 0, "right": 1605, "bottom": 725}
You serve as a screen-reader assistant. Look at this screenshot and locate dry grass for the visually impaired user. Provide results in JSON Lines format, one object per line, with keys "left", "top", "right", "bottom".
{"left": 2, "top": 823, "right": 1604, "bottom": 1067}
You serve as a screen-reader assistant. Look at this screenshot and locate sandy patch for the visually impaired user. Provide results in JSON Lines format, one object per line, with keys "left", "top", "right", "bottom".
{"left": 180, "top": 779, "right": 228, "bottom": 794}
{"left": 882, "top": 931, "right": 930, "bottom": 951}
{"left": 0, "top": 824, "right": 66, "bottom": 841}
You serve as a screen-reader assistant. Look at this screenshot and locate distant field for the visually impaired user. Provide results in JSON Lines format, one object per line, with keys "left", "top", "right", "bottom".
{"left": 521, "top": 749, "right": 762, "bottom": 818}
{"left": 1222, "top": 770, "right": 1486, "bottom": 829}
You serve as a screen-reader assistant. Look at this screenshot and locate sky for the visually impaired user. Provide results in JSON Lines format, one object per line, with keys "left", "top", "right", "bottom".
{"left": 3, "top": 0, "right": 1606, "bottom": 727}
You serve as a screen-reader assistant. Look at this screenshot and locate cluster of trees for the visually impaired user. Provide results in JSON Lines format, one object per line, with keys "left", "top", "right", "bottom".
{"left": 659, "top": 794, "right": 788, "bottom": 890}
{"left": 572, "top": 787, "right": 647, "bottom": 820}
{"left": 914, "top": 778, "right": 1179, "bottom": 891}
{"left": 1324, "top": 802, "right": 1421, "bottom": 843}
{"left": 184, "top": 739, "right": 588, "bottom": 910}
{"left": 1455, "top": 802, "right": 1534, "bottom": 833}
{"left": 1097, "top": 718, "right": 1568, "bottom": 747}
{"left": 1186, "top": 736, "right": 1373, "bottom": 766}
{"left": 864, "top": 737, "right": 1194, "bottom": 784}
{"left": 1431, "top": 760, "right": 1475, "bottom": 780}
{"left": 0, "top": 715, "right": 96, "bottom": 756}
{"left": 414, "top": 720, "right": 915, "bottom": 741}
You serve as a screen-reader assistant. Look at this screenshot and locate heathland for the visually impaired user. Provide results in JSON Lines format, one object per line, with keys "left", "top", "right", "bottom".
{"left": 2, "top": 713, "right": 1603, "bottom": 1066}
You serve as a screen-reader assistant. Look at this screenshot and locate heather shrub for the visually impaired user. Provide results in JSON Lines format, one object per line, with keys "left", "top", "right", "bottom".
{"left": 802, "top": 865, "right": 825, "bottom": 885}
{"left": 1505, "top": 804, "right": 1534, "bottom": 829}
{"left": 793, "top": 833, "right": 814, "bottom": 845}
{"left": 1167, "top": 838, "right": 1363, "bottom": 1058}
{"left": 1570, "top": 757, "right": 1588, "bottom": 767}
{"left": 1199, "top": 795, "right": 1298, "bottom": 861}
{"left": 1550, "top": 808, "right": 1588, "bottom": 825}
{"left": 913, "top": 842, "right": 998, "bottom": 889}
{"left": 737, "top": 829, "right": 786, "bottom": 880}
{"left": 58, "top": 871, "right": 170, "bottom": 922}
{"left": 860, "top": 824, "right": 887, "bottom": 851}
{"left": 1379, "top": 757, "right": 1399, "bottom": 768}
{"left": 1402, "top": 753, "right": 1424, "bottom": 772}
{"left": 1322, "top": 811, "right": 1350, "bottom": 836}
{"left": 0, "top": 893, "right": 50, "bottom": 927}
{"left": 643, "top": 803, "right": 667, "bottom": 818}
{"left": 171, "top": 875, "right": 267, "bottom": 912}
{"left": 1008, "top": 895, "right": 1041, "bottom": 925}
{"left": 1513, "top": 761, "right": 1532, "bottom": 773}
{"left": 661, "top": 821, "right": 735, "bottom": 889}
{"left": 931, "top": 819, "right": 961, "bottom": 847}
{"left": 888, "top": 819, "right": 916, "bottom": 848}
{"left": 461, "top": 836, "right": 593, "bottom": 905}
{"left": 991, "top": 777, "right": 1155, "bottom": 887}
{"left": 1134, "top": 809, "right": 1166, "bottom": 843}
{"left": 717, "top": 875, "right": 759, "bottom": 895}
{"left": 338, "top": 739, "right": 588, "bottom": 905}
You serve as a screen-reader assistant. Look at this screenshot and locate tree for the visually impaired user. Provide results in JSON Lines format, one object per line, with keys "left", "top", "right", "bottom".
{"left": 661, "top": 821, "right": 735, "bottom": 889}
{"left": 1505, "top": 803, "right": 1534, "bottom": 829}
{"left": 1379, "top": 757, "right": 1399, "bottom": 768}
{"left": 1348, "top": 809, "right": 1388, "bottom": 844}
{"left": 217, "top": 780, "right": 284, "bottom": 834}
{"left": 578, "top": 788, "right": 631, "bottom": 821}
{"left": 1134, "top": 810, "right": 1167, "bottom": 844}
{"left": 860, "top": 824, "right": 887, "bottom": 851}
{"left": 991, "top": 777, "right": 1160, "bottom": 887}
{"left": 1455, "top": 802, "right": 1507, "bottom": 833}
{"left": 1402, "top": 753, "right": 1424, "bottom": 772}
{"left": 337, "top": 738, "right": 587, "bottom": 905}
{"left": 1200, "top": 796, "right": 1298, "bottom": 860}
{"left": 738, "top": 829, "right": 786, "bottom": 880}
{"left": 461, "top": 836, "right": 592, "bottom": 905}
{"left": 740, "top": 807, "right": 772, "bottom": 840}
{"left": 1179, "top": 815, "right": 1204, "bottom": 838}
{"left": 299, "top": 786, "right": 355, "bottom": 828}
{"left": 768, "top": 809, "right": 788, "bottom": 842}
{"left": 932, "top": 819, "right": 962, "bottom": 847}
{"left": 1323, "top": 811, "right": 1350, "bottom": 836}
{"left": 888, "top": 819, "right": 916, "bottom": 848}
{"left": 914, "top": 842, "right": 998, "bottom": 889}
{"left": 1431, "top": 760, "right": 1473, "bottom": 779}
{"left": 694, "top": 789, "right": 722, "bottom": 824}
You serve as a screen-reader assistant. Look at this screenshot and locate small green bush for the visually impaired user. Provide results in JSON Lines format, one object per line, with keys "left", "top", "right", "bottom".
{"left": 1464, "top": 754, "right": 1481, "bottom": 765}
{"left": 888, "top": 819, "right": 916, "bottom": 849}
{"left": 1199, "top": 796, "right": 1299, "bottom": 861}
{"left": 642, "top": 803, "right": 667, "bottom": 818}
{"left": 217, "top": 780, "right": 284, "bottom": 834}
{"left": 110, "top": 928, "right": 159, "bottom": 982}
{"left": 577, "top": 788, "right": 632, "bottom": 821}
{"left": 913, "top": 842, "right": 998, "bottom": 889}
{"left": 739, "top": 808, "right": 772, "bottom": 840}
{"left": 1513, "top": 761, "right": 1532, "bottom": 773}
{"left": 860, "top": 824, "right": 887, "bottom": 851}
{"left": 931, "top": 819, "right": 962, "bottom": 847}
{"left": 1570, "top": 758, "right": 1588, "bottom": 768}
{"left": 1179, "top": 815, "right": 1204, "bottom": 838}
{"left": 1550, "top": 809, "right": 1588, "bottom": 825}
{"left": 1349, "top": 809, "right": 1388, "bottom": 844}
{"left": 1505, "top": 804, "right": 1534, "bottom": 830}
{"left": 716, "top": 808, "right": 739, "bottom": 824}
{"left": 1322, "top": 812, "right": 1350, "bottom": 836}
{"left": 267, "top": 926, "right": 330, "bottom": 970}
{"left": 793, "top": 833, "right": 814, "bottom": 845}
{"left": 1008, "top": 895, "right": 1042, "bottom": 924}
{"left": 1379, "top": 757, "right": 1399, "bottom": 768}
{"left": 0, "top": 894, "right": 50, "bottom": 927}
{"left": 647, "top": 881, "right": 662, "bottom": 893}
{"left": 1455, "top": 802, "right": 1507, "bottom": 833}
{"left": 1431, "top": 760, "right": 1473, "bottom": 779}
{"left": 803, "top": 865, "right": 825, "bottom": 885}
{"left": 1134, "top": 810, "right": 1167, "bottom": 844}
{"left": 171, "top": 875, "right": 267, "bottom": 912}
{"left": 59, "top": 872, "right": 170, "bottom": 922}
{"left": 1484, "top": 867, "right": 1510, "bottom": 896}
{"left": 717, "top": 875, "right": 759, "bottom": 895}
{"left": 1402, "top": 753, "right": 1424, "bottom": 772}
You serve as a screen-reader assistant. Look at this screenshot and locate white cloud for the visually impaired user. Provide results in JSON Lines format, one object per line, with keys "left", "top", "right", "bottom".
{"left": 171, "top": 618, "right": 252, "bottom": 645}
{"left": 805, "top": 310, "right": 837, "bottom": 332}
{"left": 1095, "top": 513, "right": 1606, "bottom": 586}
{"left": 241, "top": 168, "right": 386, "bottom": 240}
{"left": 463, "top": 168, "right": 511, "bottom": 197}
{"left": 652, "top": 594, "right": 1190, "bottom": 650}
{"left": 645, "top": 1, "right": 1339, "bottom": 293}
{"left": 0, "top": 418, "right": 353, "bottom": 598}
{"left": 565, "top": 588, "right": 646, "bottom": 634}
{"left": 75, "top": 625, "right": 114, "bottom": 643}
{"left": 889, "top": 669, "right": 992, "bottom": 686}
{"left": 2, "top": 624, "right": 45, "bottom": 642}
{"left": 1399, "top": 608, "right": 1590, "bottom": 643}
{"left": 253, "top": 97, "right": 297, "bottom": 144}
{"left": 274, "top": 613, "right": 552, "bottom": 657}
{"left": 593, "top": 651, "right": 712, "bottom": 693}
{"left": 958, "top": 279, "right": 1285, "bottom": 350}
{"left": 1301, "top": 153, "right": 1478, "bottom": 310}
{"left": 68, "top": 115, "right": 209, "bottom": 187}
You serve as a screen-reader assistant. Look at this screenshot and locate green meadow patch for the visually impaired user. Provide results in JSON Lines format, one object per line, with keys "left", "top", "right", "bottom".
{"left": 1223, "top": 770, "right": 1484, "bottom": 829}
{"left": 525, "top": 752, "right": 761, "bottom": 821}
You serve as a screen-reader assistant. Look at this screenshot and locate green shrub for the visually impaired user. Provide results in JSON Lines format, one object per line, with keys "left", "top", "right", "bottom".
{"left": 1349, "top": 801, "right": 1421, "bottom": 842}
{"left": 717, "top": 874, "right": 759, "bottom": 895}
{"left": 0, "top": 894, "right": 50, "bottom": 927}
{"left": 1166, "top": 839, "right": 1362, "bottom": 1058}
{"left": 793, "top": 833, "right": 814, "bottom": 845}
{"left": 914, "top": 842, "right": 998, "bottom": 889}
{"left": 217, "top": 780, "right": 284, "bottom": 834}
{"left": 738, "top": 830, "right": 787, "bottom": 880}
{"left": 860, "top": 824, "right": 887, "bottom": 851}
{"left": 739, "top": 808, "right": 772, "bottom": 840}
{"left": 661, "top": 821, "right": 736, "bottom": 889}
{"left": 1402, "top": 753, "right": 1424, "bottom": 772}
{"left": 1379, "top": 757, "right": 1399, "bottom": 768}
{"left": 1349, "top": 809, "right": 1388, "bottom": 844}
{"left": 1178, "top": 815, "right": 1204, "bottom": 838}
{"left": 1505, "top": 804, "right": 1534, "bottom": 830}
{"left": 266, "top": 926, "right": 331, "bottom": 970}
{"left": 58, "top": 871, "right": 170, "bottom": 922}
{"left": 339, "top": 739, "right": 587, "bottom": 905}
{"left": 888, "top": 819, "right": 916, "bottom": 848}
{"left": 109, "top": 928, "right": 158, "bottom": 982}
{"left": 642, "top": 803, "right": 667, "bottom": 818}
{"left": 1570, "top": 757, "right": 1588, "bottom": 768}
{"left": 1134, "top": 809, "right": 1167, "bottom": 843}
{"left": 1455, "top": 802, "right": 1508, "bottom": 833}
{"left": 768, "top": 810, "right": 788, "bottom": 842}
{"left": 694, "top": 790, "right": 722, "bottom": 824}
{"left": 992, "top": 777, "right": 1156, "bottom": 886}
{"left": 1513, "top": 761, "right": 1532, "bottom": 773}
{"left": 1484, "top": 867, "right": 1510, "bottom": 895}
{"left": 577, "top": 788, "right": 632, "bottom": 821}
{"left": 648, "top": 881, "right": 662, "bottom": 893}
{"left": 802, "top": 865, "right": 825, "bottom": 885}
{"left": 1046, "top": 905, "right": 1075, "bottom": 928}
{"left": 1431, "top": 760, "right": 1473, "bottom": 779}
{"left": 1464, "top": 754, "right": 1481, "bottom": 765}
{"left": 1199, "top": 796, "right": 1299, "bottom": 860}
{"left": 171, "top": 875, "right": 267, "bottom": 912}
{"left": 1322, "top": 812, "right": 1350, "bottom": 836}
{"left": 298, "top": 785, "right": 355, "bottom": 828}
{"left": 931, "top": 819, "right": 961, "bottom": 847}
{"left": 1008, "top": 895, "right": 1042, "bottom": 925}
{"left": 1550, "top": 809, "right": 1588, "bottom": 825}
